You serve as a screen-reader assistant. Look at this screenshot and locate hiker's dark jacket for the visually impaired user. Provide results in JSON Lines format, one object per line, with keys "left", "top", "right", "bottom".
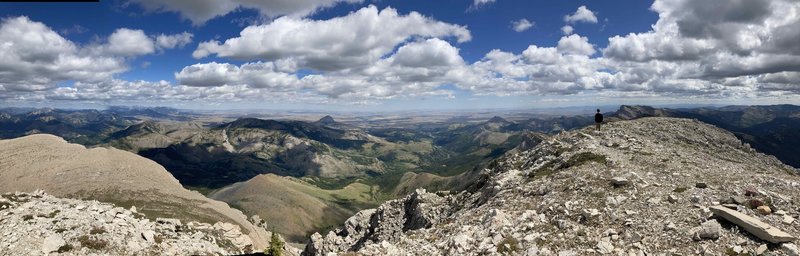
{"left": 595, "top": 113, "right": 603, "bottom": 123}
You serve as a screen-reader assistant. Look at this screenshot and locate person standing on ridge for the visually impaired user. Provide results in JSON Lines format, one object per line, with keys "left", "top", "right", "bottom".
{"left": 595, "top": 109, "right": 603, "bottom": 131}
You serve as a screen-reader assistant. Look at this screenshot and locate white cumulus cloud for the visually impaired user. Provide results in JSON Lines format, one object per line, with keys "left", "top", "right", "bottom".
{"left": 472, "top": 0, "right": 496, "bottom": 9}
{"left": 102, "top": 28, "right": 155, "bottom": 56}
{"left": 192, "top": 6, "right": 471, "bottom": 72}
{"left": 0, "top": 17, "right": 127, "bottom": 91}
{"left": 155, "top": 32, "right": 193, "bottom": 49}
{"left": 565, "top": 6, "right": 598, "bottom": 24}
{"left": 557, "top": 34, "right": 595, "bottom": 56}
{"left": 131, "top": 0, "right": 363, "bottom": 25}
{"left": 561, "top": 25, "right": 574, "bottom": 35}
{"left": 511, "top": 19, "right": 534, "bottom": 32}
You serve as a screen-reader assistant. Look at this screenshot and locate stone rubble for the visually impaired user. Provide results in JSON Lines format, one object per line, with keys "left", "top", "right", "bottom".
{"left": 301, "top": 118, "right": 800, "bottom": 255}
{"left": 0, "top": 190, "right": 294, "bottom": 255}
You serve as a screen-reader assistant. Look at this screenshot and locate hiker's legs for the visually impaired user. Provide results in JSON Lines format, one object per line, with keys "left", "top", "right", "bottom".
{"left": 595, "top": 123, "right": 601, "bottom": 130}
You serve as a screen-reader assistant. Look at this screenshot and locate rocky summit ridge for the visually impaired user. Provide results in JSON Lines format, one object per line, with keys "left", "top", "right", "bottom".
{"left": 302, "top": 117, "right": 800, "bottom": 255}
{"left": 0, "top": 190, "right": 298, "bottom": 256}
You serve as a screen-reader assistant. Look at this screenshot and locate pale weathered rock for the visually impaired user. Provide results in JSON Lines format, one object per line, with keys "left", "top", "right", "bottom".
{"left": 582, "top": 208, "right": 601, "bottom": 221}
{"left": 785, "top": 215, "right": 796, "bottom": 224}
{"left": 722, "top": 204, "right": 738, "bottom": 209}
{"left": 756, "top": 244, "right": 768, "bottom": 255}
{"left": 141, "top": 230, "right": 156, "bottom": 242}
{"left": 732, "top": 245, "right": 743, "bottom": 254}
{"left": 710, "top": 205, "right": 796, "bottom": 243}
{"left": 664, "top": 222, "right": 677, "bottom": 232}
{"left": 667, "top": 195, "right": 678, "bottom": 203}
{"left": 558, "top": 250, "right": 578, "bottom": 256}
{"left": 41, "top": 234, "right": 65, "bottom": 253}
{"left": 692, "top": 219, "right": 722, "bottom": 241}
{"left": 784, "top": 243, "right": 800, "bottom": 256}
{"left": 596, "top": 240, "right": 614, "bottom": 254}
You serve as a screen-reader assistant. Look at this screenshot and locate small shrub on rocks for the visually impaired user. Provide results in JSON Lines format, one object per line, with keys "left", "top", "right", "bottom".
{"left": 90, "top": 226, "right": 106, "bottom": 235}
{"left": 78, "top": 235, "right": 108, "bottom": 250}
{"left": 57, "top": 244, "right": 74, "bottom": 253}
{"left": 497, "top": 237, "right": 519, "bottom": 255}
{"left": 47, "top": 210, "right": 60, "bottom": 218}
{"left": 266, "top": 232, "right": 284, "bottom": 256}
{"left": 564, "top": 152, "right": 607, "bottom": 168}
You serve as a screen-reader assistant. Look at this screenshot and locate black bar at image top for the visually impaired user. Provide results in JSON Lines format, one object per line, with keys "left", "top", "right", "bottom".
{"left": 0, "top": 0, "right": 99, "bottom": 2}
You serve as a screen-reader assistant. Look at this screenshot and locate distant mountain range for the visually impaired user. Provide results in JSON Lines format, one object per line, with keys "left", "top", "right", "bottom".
{"left": 2, "top": 105, "right": 800, "bottom": 243}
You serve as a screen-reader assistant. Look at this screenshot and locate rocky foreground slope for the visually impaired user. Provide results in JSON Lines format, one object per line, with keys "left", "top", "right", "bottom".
{"left": 0, "top": 134, "right": 272, "bottom": 250}
{"left": 303, "top": 117, "right": 800, "bottom": 255}
{"left": 0, "top": 190, "right": 290, "bottom": 255}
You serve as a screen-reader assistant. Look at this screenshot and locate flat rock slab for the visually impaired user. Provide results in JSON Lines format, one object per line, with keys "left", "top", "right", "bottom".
{"left": 710, "top": 205, "right": 796, "bottom": 243}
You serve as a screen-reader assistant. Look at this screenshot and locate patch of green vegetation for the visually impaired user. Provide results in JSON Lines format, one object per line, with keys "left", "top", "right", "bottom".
{"left": 47, "top": 210, "right": 60, "bottom": 218}
{"left": 590, "top": 191, "right": 606, "bottom": 198}
{"left": 304, "top": 176, "right": 362, "bottom": 190}
{"left": 90, "top": 226, "right": 106, "bottom": 235}
{"left": 528, "top": 152, "right": 608, "bottom": 182}
{"left": 673, "top": 187, "right": 688, "bottom": 193}
{"left": 227, "top": 202, "right": 247, "bottom": 212}
{"left": 497, "top": 237, "right": 519, "bottom": 255}
{"left": 563, "top": 152, "right": 607, "bottom": 168}
{"left": 183, "top": 186, "right": 218, "bottom": 196}
{"left": 57, "top": 244, "right": 74, "bottom": 253}
{"left": 553, "top": 146, "right": 570, "bottom": 157}
{"left": 266, "top": 231, "right": 285, "bottom": 256}
{"left": 528, "top": 161, "right": 560, "bottom": 180}
{"left": 78, "top": 235, "right": 107, "bottom": 250}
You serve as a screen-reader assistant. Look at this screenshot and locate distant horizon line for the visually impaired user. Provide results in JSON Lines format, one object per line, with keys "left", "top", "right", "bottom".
{"left": 3, "top": 103, "right": 799, "bottom": 115}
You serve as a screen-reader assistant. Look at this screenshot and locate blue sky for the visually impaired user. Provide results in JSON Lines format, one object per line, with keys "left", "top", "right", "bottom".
{"left": 0, "top": 0, "right": 798, "bottom": 111}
